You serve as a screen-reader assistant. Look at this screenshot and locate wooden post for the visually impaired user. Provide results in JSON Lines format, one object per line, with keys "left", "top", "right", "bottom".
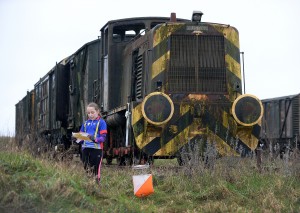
{"left": 256, "top": 147, "right": 262, "bottom": 173}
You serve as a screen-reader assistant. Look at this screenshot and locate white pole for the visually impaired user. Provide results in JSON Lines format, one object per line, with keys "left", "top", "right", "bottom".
{"left": 125, "top": 102, "right": 131, "bottom": 147}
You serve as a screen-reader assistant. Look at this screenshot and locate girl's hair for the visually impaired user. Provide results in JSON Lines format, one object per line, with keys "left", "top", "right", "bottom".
{"left": 87, "top": 102, "right": 100, "bottom": 112}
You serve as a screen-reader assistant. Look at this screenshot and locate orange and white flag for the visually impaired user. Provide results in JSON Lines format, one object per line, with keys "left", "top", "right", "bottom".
{"left": 132, "top": 174, "right": 154, "bottom": 197}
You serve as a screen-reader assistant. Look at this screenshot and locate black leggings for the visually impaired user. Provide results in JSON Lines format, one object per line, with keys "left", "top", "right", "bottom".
{"left": 81, "top": 148, "right": 103, "bottom": 176}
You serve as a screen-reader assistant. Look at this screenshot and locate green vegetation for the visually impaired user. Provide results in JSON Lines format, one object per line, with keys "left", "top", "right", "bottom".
{"left": 0, "top": 136, "right": 299, "bottom": 212}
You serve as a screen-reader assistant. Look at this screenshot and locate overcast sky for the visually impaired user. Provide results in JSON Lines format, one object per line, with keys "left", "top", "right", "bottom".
{"left": 1, "top": 0, "right": 299, "bottom": 135}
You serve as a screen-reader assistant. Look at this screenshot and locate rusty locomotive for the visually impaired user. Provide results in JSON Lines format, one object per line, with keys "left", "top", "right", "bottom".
{"left": 15, "top": 11, "right": 264, "bottom": 165}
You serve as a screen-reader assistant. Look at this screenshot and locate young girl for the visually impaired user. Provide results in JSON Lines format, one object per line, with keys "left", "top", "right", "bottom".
{"left": 80, "top": 102, "right": 107, "bottom": 183}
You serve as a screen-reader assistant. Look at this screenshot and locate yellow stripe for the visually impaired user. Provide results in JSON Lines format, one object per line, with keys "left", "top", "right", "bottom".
{"left": 212, "top": 24, "right": 239, "bottom": 48}
{"left": 207, "top": 129, "right": 239, "bottom": 156}
{"left": 223, "top": 27, "right": 240, "bottom": 48}
{"left": 132, "top": 103, "right": 143, "bottom": 125}
{"left": 94, "top": 120, "right": 100, "bottom": 138}
{"left": 154, "top": 124, "right": 239, "bottom": 157}
{"left": 132, "top": 103, "right": 146, "bottom": 149}
{"left": 226, "top": 54, "right": 241, "bottom": 78}
{"left": 154, "top": 103, "right": 201, "bottom": 156}
{"left": 151, "top": 51, "right": 170, "bottom": 79}
{"left": 223, "top": 110, "right": 260, "bottom": 151}
{"left": 237, "top": 122, "right": 262, "bottom": 151}
{"left": 135, "top": 133, "right": 145, "bottom": 149}
{"left": 154, "top": 104, "right": 193, "bottom": 155}
{"left": 154, "top": 126, "right": 190, "bottom": 156}
{"left": 153, "top": 23, "right": 184, "bottom": 47}
{"left": 151, "top": 23, "right": 184, "bottom": 80}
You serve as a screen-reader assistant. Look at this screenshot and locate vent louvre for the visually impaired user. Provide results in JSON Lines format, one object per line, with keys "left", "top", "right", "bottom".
{"left": 135, "top": 55, "right": 143, "bottom": 99}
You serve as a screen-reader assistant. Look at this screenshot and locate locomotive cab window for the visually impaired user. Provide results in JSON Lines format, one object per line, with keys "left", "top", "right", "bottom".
{"left": 112, "top": 23, "right": 145, "bottom": 43}
{"left": 113, "top": 30, "right": 137, "bottom": 42}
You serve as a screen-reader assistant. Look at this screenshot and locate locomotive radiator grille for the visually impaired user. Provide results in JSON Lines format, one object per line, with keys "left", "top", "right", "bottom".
{"left": 168, "top": 35, "right": 226, "bottom": 93}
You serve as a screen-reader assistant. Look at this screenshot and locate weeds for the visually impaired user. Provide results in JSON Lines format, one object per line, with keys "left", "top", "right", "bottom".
{"left": 0, "top": 135, "right": 299, "bottom": 212}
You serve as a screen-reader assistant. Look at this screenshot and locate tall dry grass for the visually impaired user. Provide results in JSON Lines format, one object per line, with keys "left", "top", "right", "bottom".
{"left": 0, "top": 135, "right": 299, "bottom": 212}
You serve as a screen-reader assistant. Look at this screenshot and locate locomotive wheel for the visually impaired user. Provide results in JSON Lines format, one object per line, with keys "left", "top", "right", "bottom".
{"left": 139, "top": 155, "right": 154, "bottom": 165}
{"left": 131, "top": 156, "right": 140, "bottom": 165}
{"left": 176, "top": 155, "right": 192, "bottom": 166}
{"left": 118, "top": 155, "right": 132, "bottom": 166}
{"left": 106, "top": 156, "right": 113, "bottom": 165}
{"left": 148, "top": 156, "right": 154, "bottom": 165}
{"left": 177, "top": 156, "right": 184, "bottom": 166}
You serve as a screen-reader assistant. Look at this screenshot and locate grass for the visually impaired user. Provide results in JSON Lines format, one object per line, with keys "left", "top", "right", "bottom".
{"left": 0, "top": 136, "right": 299, "bottom": 212}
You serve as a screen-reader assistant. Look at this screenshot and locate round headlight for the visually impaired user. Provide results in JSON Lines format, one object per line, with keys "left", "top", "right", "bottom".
{"left": 232, "top": 94, "right": 264, "bottom": 126}
{"left": 142, "top": 92, "right": 174, "bottom": 126}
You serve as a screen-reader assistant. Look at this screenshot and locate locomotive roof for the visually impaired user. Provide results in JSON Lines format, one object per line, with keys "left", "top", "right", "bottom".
{"left": 100, "top": 16, "right": 236, "bottom": 34}
{"left": 100, "top": 16, "right": 190, "bottom": 31}
{"left": 66, "top": 39, "right": 99, "bottom": 62}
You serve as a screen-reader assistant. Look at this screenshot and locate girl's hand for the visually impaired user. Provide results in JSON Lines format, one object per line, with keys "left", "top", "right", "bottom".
{"left": 88, "top": 135, "right": 95, "bottom": 142}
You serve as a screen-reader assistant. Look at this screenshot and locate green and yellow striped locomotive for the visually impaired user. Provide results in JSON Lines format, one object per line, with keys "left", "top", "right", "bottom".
{"left": 106, "top": 11, "right": 263, "bottom": 164}
{"left": 16, "top": 11, "right": 263, "bottom": 165}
